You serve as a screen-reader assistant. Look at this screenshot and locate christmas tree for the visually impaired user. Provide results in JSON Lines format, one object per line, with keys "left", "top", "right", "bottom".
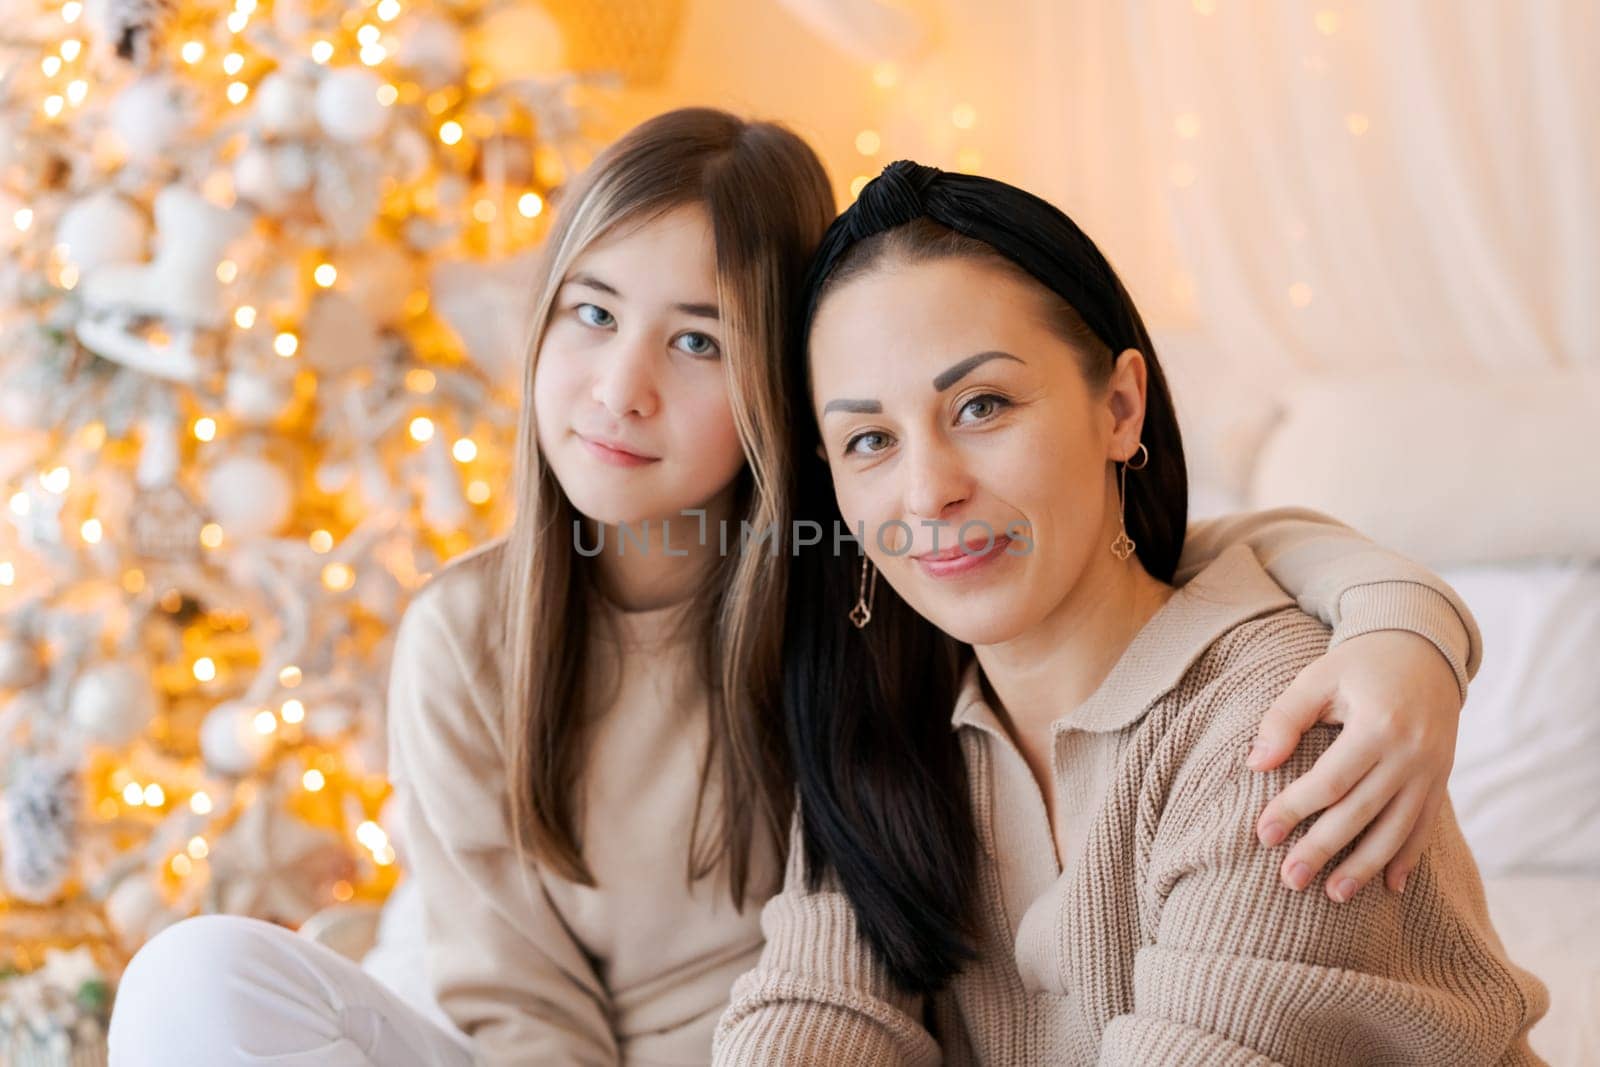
{"left": 0, "top": 0, "right": 624, "bottom": 1054}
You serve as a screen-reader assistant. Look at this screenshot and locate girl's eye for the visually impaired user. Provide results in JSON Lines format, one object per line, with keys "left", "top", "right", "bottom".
{"left": 958, "top": 393, "right": 1009, "bottom": 423}
{"left": 845, "top": 430, "right": 892, "bottom": 456}
{"left": 576, "top": 303, "right": 615, "bottom": 328}
{"left": 672, "top": 331, "right": 720, "bottom": 359}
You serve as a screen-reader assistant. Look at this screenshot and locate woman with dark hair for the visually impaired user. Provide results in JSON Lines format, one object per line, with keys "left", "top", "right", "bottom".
{"left": 715, "top": 163, "right": 1547, "bottom": 1064}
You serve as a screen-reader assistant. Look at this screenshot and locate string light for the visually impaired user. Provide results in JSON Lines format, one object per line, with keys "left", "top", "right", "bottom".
{"left": 143, "top": 783, "right": 165, "bottom": 807}
{"left": 303, "top": 769, "right": 326, "bottom": 791}
{"left": 193, "top": 657, "right": 217, "bottom": 682}
{"left": 274, "top": 331, "right": 299, "bottom": 357}
{"left": 182, "top": 41, "right": 205, "bottom": 64}
{"left": 60, "top": 0, "right": 82, "bottom": 22}
{"left": 200, "top": 523, "right": 224, "bottom": 548}
{"left": 472, "top": 199, "right": 496, "bottom": 222}
{"left": 187, "top": 836, "right": 209, "bottom": 859}
{"left": 234, "top": 305, "right": 256, "bottom": 329}
{"left": 193, "top": 416, "right": 217, "bottom": 441}
{"left": 59, "top": 264, "right": 79, "bottom": 289}
{"left": 376, "top": 0, "right": 401, "bottom": 20}
{"left": 66, "top": 79, "right": 87, "bottom": 106}
{"left": 314, "top": 263, "right": 337, "bottom": 287}
{"left": 360, "top": 44, "right": 386, "bottom": 66}
{"left": 854, "top": 129, "right": 881, "bottom": 156}
{"left": 405, "top": 368, "right": 436, "bottom": 393}
{"left": 226, "top": 10, "right": 248, "bottom": 32}
{"left": 950, "top": 104, "right": 977, "bottom": 130}
{"left": 227, "top": 82, "right": 249, "bottom": 105}
{"left": 222, "top": 52, "right": 244, "bottom": 75}
{"left": 466, "top": 480, "right": 491, "bottom": 504}
{"left": 377, "top": 83, "right": 398, "bottom": 106}
{"left": 438, "top": 120, "right": 463, "bottom": 146}
{"left": 0, "top": 562, "right": 14, "bottom": 586}
{"left": 408, "top": 416, "right": 435, "bottom": 442}
{"left": 43, "top": 95, "right": 65, "bottom": 118}
{"left": 311, "top": 40, "right": 334, "bottom": 63}
{"left": 13, "top": 208, "right": 32, "bottom": 231}
{"left": 190, "top": 791, "right": 213, "bottom": 815}
{"left": 170, "top": 854, "right": 193, "bottom": 877}
{"left": 41, "top": 467, "right": 70, "bottom": 494}
{"left": 357, "top": 25, "right": 380, "bottom": 45}
{"left": 122, "top": 569, "right": 145, "bottom": 593}
{"left": 517, "top": 192, "right": 543, "bottom": 218}
{"left": 60, "top": 39, "right": 81, "bottom": 61}
{"left": 279, "top": 665, "right": 303, "bottom": 687}
{"left": 281, "top": 699, "right": 305, "bottom": 724}
{"left": 80, "top": 518, "right": 102, "bottom": 543}
{"left": 254, "top": 709, "right": 278, "bottom": 734}
{"left": 871, "top": 63, "right": 898, "bottom": 89}
{"left": 217, "top": 259, "right": 238, "bottom": 283}
{"left": 452, "top": 438, "right": 477, "bottom": 462}
{"left": 321, "top": 562, "right": 355, "bottom": 591}
{"left": 123, "top": 783, "right": 144, "bottom": 806}
{"left": 41, "top": 55, "right": 62, "bottom": 77}
{"left": 10, "top": 493, "right": 30, "bottom": 515}
{"left": 849, "top": 175, "right": 870, "bottom": 198}
{"left": 309, "top": 529, "right": 334, "bottom": 553}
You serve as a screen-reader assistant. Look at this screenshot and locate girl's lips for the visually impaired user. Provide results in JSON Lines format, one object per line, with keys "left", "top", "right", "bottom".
{"left": 914, "top": 535, "right": 1013, "bottom": 579}
{"left": 577, "top": 433, "right": 659, "bottom": 468}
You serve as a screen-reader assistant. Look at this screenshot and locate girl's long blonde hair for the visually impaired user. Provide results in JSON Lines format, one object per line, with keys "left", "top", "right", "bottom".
{"left": 496, "top": 108, "right": 835, "bottom": 902}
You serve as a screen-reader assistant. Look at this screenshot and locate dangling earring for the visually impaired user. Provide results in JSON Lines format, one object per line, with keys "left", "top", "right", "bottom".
{"left": 1111, "top": 442, "right": 1149, "bottom": 561}
{"left": 849, "top": 554, "right": 878, "bottom": 628}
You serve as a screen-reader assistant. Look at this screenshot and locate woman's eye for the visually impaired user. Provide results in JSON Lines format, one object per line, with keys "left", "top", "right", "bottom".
{"left": 845, "top": 430, "right": 891, "bottom": 456}
{"left": 958, "top": 394, "right": 1008, "bottom": 423}
{"left": 672, "top": 331, "right": 720, "bottom": 359}
{"left": 576, "top": 303, "right": 615, "bottom": 328}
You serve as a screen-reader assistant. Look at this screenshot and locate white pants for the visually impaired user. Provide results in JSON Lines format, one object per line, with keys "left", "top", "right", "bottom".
{"left": 107, "top": 914, "right": 476, "bottom": 1066}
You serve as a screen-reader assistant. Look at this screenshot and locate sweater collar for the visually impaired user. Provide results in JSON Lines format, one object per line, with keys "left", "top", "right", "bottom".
{"left": 950, "top": 543, "right": 1295, "bottom": 737}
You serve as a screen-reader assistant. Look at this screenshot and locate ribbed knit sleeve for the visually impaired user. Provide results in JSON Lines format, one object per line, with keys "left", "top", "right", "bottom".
{"left": 1104, "top": 629, "right": 1549, "bottom": 1066}
{"left": 1180, "top": 507, "right": 1480, "bottom": 697}
{"left": 713, "top": 819, "right": 940, "bottom": 1066}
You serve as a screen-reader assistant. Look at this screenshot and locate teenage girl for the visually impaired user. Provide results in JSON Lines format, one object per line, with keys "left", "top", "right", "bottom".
{"left": 110, "top": 112, "right": 1483, "bottom": 1067}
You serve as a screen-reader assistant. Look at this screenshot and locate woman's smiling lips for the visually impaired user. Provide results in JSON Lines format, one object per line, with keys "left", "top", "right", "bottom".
{"left": 913, "top": 534, "right": 1013, "bottom": 579}
{"left": 576, "top": 432, "right": 660, "bottom": 468}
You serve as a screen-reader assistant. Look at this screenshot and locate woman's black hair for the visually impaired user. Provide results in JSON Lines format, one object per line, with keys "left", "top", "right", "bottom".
{"left": 783, "top": 160, "right": 1188, "bottom": 994}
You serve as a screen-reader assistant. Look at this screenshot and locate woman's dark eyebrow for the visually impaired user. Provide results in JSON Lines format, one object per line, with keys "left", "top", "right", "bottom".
{"left": 933, "top": 350, "right": 1023, "bottom": 391}
{"left": 568, "top": 272, "right": 717, "bottom": 320}
{"left": 568, "top": 272, "right": 619, "bottom": 296}
{"left": 822, "top": 398, "right": 883, "bottom": 416}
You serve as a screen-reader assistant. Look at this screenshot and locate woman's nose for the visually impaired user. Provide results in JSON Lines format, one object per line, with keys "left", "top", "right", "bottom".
{"left": 590, "top": 335, "right": 659, "bottom": 418}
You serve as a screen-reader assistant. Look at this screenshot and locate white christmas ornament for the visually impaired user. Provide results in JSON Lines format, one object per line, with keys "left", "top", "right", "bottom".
{"left": 0, "top": 756, "right": 79, "bottom": 904}
{"left": 224, "top": 368, "right": 295, "bottom": 424}
{"left": 199, "top": 699, "right": 275, "bottom": 776}
{"left": 56, "top": 192, "right": 149, "bottom": 275}
{"left": 135, "top": 410, "right": 181, "bottom": 488}
{"left": 315, "top": 67, "right": 390, "bottom": 144}
{"left": 0, "top": 634, "right": 45, "bottom": 690}
{"left": 233, "top": 144, "right": 291, "bottom": 213}
{"left": 110, "top": 77, "right": 190, "bottom": 162}
{"left": 104, "top": 874, "right": 177, "bottom": 952}
{"left": 468, "top": 4, "right": 565, "bottom": 81}
{"left": 396, "top": 15, "right": 467, "bottom": 81}
{"left": 203, "top": 453, "right": 294, "bottom": 539}
{"left": 68, "top": 660, "right": 156, "bottom": 747}
{"left": 253, "top": 71, "right": 319, "bottom": 137}
{"left": 430, "top": 250, "right": 542, "bottom": 384}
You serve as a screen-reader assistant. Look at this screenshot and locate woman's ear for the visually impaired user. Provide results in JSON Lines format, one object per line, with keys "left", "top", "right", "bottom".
{"left": 1106, "top": 348, "right": 1149, "bottom": 461}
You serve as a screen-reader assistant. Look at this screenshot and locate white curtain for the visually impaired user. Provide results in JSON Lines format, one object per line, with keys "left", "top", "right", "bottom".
{"left": 774, "top": 0, "right": 1600, "bottom": 375}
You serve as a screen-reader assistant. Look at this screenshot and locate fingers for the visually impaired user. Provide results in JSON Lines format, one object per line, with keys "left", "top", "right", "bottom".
{"left": 1255, "top": 724, "right": 1378, "bottom": 848}
{"left": 1276, "top": 764, "right": 1396, "bottom": 893}
{"left": 1322, "top": 783, "right": 1428, "bottom": 902}
{"left": 1247, "top": 661, "right": 1334, "bottom": 772}
{"left": 1383, "top": 783, "right": 1446, "bottom": 893}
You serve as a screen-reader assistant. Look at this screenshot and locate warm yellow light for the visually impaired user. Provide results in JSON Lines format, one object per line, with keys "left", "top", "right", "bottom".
{"left": 871, "top": 62, "right": 898, "bottom": 89}
{"left": 80, "top": 518, "right": 102, "bottom": 544}
{"left": 311, "top": 39, "right": 334, "bottom": 63}
{"left": 10, "top": 492, "right": 30, "bottom": 515}
{"left": 60, "top": 38, "right": 81, "bottom": 61}
{"left": 957, "top": 148, "right": 983, "bottom": 172}
{"left": 405, "top": 368, "right": 436, "bottom": 393}
{"left": 253, "top": 709, "right": 278, "bottom": 734}
{"left": 321, "top": 562, "right": 355, "bottom": 591}
{"left": 227, "top": 82, "right": 249, "bottom": 105}
{"left": 1175, "top": 113, "right": 1202, "bottom": 139}
{"left": 59, "top": 264, "right": 79, "bottom": 289}
{"left": 223, "top": 51, "right": 244, "bottom": 75}
{"left": 190, "top": 791, "right": 213, "bottom": 815}
{"left": 1315, "top": 10, "right": 1340, "bottom": 35}
{"left": 855, "top": 129, "right": 881, "bottom": 156}
{"left": 517, "top": 192, "right": 543, "bottom": 218}
{"left": 1192, "top": 0, "right": 1215, "bottom": 12}
{"left": 357, "top": 820, "right": 388, "bottom": 850}
{"left": 274, "top": 332, "right": 299, "bottom": 357}
{"left": 376, "top": 0, "right": 401, "bottom": 21}
{"left": 951, "top": 104, "right": 977, "bottom": 130}
{"left": 187, "top": 836, "right": 209, "bottom": 859}
{"left": 1346, "top": 113, "right": 1370, "bottom": 136}
{"left": 227, "top": 10, "right": 248, "bottom": 31}
{"left": 66, "top": 79, "right": 87, "bottom": 105}
{"left": 303, "top": 769, "right": 326, "bottom": 791}
{"left": 374, "top": 844, "right": 396, "bottom": 866}
{"left": 234, "top": 305, "right": 256, "bottom": 329}
{"left": 279, "top": 665, "right": 303, "bottom": 688}
{"left": 377, "top": 83, "right": 398, "bottom": 106}
{"left": 123, "top": 783, "right": 144, "bottom": 806}
{"left": 309, "top": 529, "right": 334, "bottom": 553}
{"left": 332, "top": 880, "right": 354, "bottom": 901}
{"left": 193, "top": 657, "right": 217, "bottom": 682}
{"left": 357, "top": 25, "right": 380, "bottom": 45}
{"left": 235, "top": 0, "right": 257, "bottom": 13}
{"left": 13, "top": 208, "right": 33, "bottom": 231}
{"left": 41, "top": 467, "right": 70, "bottom": 494}
{"left": 472, "top": 199, "right": 496, "bottom": 223}
{"left": 408, "top": 416, "right": 435, "bottom": 442}
{"left": 314, "top": 263, "right": 337, "bottom": 287}
{"left": 193, "top": 416, "right": 217, "bottom": 441}
{"left": 217, "top": 259, "right": 238, "bottom": 283}
{"left": 281, "top": 699, "right": 305, "bottom": 724}
{"left": 43, "top": 95, "right": 65, "bottom": 118}
{"left": 849, "top": 175, "right": 870, "bottom": 198}
{"left": 200, "top": 523, "right": 224, "bottom": 548}
{"left": 42, "top": 56, "right": 62, "bottom": 77}
{"left": 439, "top": 120, "right": 463, "bottom": 146}
{"left": 403, "top": 290, "right": 429, "bottom": 317}
{"left": 466, "top": 480, "right": 491, "bottom": 505}
{"left": 171, "top": 853, "right": 193, "bottom": 876}
{"left": 143, "top": 783, "right": 165, "bottom": 807}
{"left": 0, "top": 562, "right": 14, "bottom": 587}
{"left": 360, "top": 44, "right": 386, "bottom": 66}
{"left": 181, "top": 40, "right": 205, "bottom": 63}
{"left": 425, "top": 91, "right": 451, "bottom": 115}
{"left": 452, "top": 438, "right": 478, "bottom": 462}
{"left": 61, "top": 1, "right": 83, "bottom": 22}
{"left": 122, "top": 569, "right": 146, "bottom": 593}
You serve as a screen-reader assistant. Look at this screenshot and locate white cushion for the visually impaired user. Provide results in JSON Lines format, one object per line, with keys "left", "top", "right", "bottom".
{"left": 1247, "top": 369, "right": 1600, "bottom": 567}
